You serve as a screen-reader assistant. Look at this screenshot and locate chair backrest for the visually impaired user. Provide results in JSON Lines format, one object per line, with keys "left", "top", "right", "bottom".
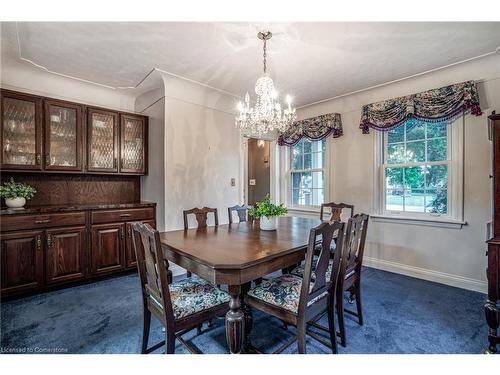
{"left": 339, "top": 214, "right": 369, "bottom": 280}
{"left": 132, "top": 222, "right": 175, "bottom": 324}
{"left": 228, "top": 204, "right": 253, "bottom": 224}
{"left": 299, "top": 220, "right": 345, "bottom": 314}
{"left": 320, "top": 202, "right": 354, "bottom": 222}
{"left": 183, "top": 207, "right": 219, "bottom": 230}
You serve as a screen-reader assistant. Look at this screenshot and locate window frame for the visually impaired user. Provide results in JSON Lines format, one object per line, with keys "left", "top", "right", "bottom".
{"left": 374, "top": 117, "right": 464, "bottom": 223}
{"left": 282, "top": 137, "right": 331, "bottom": 211}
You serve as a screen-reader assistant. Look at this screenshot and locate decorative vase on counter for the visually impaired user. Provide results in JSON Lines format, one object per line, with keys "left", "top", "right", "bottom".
{"left": 260, "top": 216, "right": 277, "bottom": 231}
{"left": 5, "top": 197, "right": 26, "bottom": 209}
{"left": 0, "top": 178, "right": 36, "bottom": 209}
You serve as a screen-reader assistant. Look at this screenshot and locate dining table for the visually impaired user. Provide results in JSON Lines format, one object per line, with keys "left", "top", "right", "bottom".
{"left": 158, "top": 215, "right": 322, "bottom": 354}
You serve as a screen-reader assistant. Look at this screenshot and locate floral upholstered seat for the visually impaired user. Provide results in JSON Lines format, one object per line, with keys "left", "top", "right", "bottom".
{"left": 246, "top": 274, "right": 327, "bottom": 314}
{"left": 152, "top": 277, "right": 230, "bottom": 320}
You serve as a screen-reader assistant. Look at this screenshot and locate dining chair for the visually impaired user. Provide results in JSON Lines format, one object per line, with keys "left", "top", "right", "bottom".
{"left": 244, "top": 220, "right": 345, "bottom": 354}
{"left": 335, "top": 213, "right": 369, "bottom": 347}
{"left": 183, "top": 207, "right": 219, "bottom": 278}
{"left": 132, "top": 222, "right": 230, "bottom": 354}
{"left": 228, "top": 204, "right": 253, "bottom": 224}
{"left": 287, "top": 202, "right": 354, "bottom": 277}
{"left": 320, "top": 202, "right": 355, "bottom": 222}
{"left": 290, "top": 213, "right": 369, "bottom": 348}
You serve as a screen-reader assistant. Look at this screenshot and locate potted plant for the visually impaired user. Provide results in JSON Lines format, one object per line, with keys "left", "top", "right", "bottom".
{"left": 0, "top": 178, "right": 36, "bottom": 209}
{"left": 248, "top": 194, "right": 288, "bottom": 231}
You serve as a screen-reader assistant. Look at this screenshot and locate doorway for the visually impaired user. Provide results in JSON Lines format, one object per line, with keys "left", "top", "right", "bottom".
{"left": 247, "top": 138, "right": 271, "bottom": 206}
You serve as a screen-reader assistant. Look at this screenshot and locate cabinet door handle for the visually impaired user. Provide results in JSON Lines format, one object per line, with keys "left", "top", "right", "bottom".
{"left": 36, "top": 235, "right": 42, "bottom": 250}
{"left": 127, "top": 225, "right": 132, "bottom": 237}
{"left": 36, "top": 154, "right": 41, "bottom": 165}
{"left": 119, "top": 213, "right": 132, "bottom": 218}
{"left": 120, "top": 228, "right": 125, "bottom": 240}
{"left": 47, "top": 235, "right": 53, "bottom": 248}
{"left": 34, "top": 219, "right": 51, "bottom": 224}
{"left": 45, "top": 154, "right": 51, "bottom": 166}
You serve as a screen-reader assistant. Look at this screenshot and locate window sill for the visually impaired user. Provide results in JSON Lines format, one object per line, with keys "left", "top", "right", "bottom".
{"left": 370, "top": 214, "right": 467, "bottom": 229}
{"left": 286, "top": 206, "right": 321, "bottom": 218}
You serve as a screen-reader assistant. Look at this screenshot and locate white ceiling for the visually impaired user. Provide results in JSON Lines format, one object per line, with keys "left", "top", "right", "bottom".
{"left": 1, "top": 22, "right": 499, "bottom": 107}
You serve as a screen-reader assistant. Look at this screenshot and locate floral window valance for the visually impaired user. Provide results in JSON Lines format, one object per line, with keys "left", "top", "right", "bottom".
{"left": 359, "top": 80, "right": 482, "bottom": 134}
{"left": 278, "top": 113, "right": 343, "bottom": 146}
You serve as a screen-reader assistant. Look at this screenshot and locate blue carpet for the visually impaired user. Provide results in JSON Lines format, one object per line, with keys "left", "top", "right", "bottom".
{"left": 0, "top": 268, "right": 487, "bottom": 354}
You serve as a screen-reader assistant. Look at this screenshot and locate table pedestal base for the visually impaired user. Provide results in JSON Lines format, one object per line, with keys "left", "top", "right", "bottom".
{"left": 226, "top": 285, "right": 244, "bottom": 354}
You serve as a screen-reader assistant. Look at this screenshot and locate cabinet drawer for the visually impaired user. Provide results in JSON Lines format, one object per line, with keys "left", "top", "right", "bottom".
{"left": 1, "top": 212, "right": 86, "bottom": 232}
{"left": 91, "top": 208, "right": 154, "bottom": 224}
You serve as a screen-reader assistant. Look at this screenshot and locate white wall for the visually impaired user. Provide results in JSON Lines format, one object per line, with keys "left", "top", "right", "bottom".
{"left": 136, "top": 87, "right": 166, "bottom": 231}
{"left": 1, "top": 58, "right": 136, "bottom": 112}
{"left": 161, "top": 72, "right": 242, "bottom": 230}
{"left": 293, "top": 53, "right": 500, "bottom": 292}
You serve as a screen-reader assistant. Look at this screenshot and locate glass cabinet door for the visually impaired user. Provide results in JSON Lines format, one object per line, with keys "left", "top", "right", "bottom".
{"left": 120, "top": 114, "right": 147, "bottom": 174}
{"left": 1, "top": 91, "right": 42, "bottom": 170}
{"left": 44, "top": 100, "right": 83, "bottom": 171}
{"left": 88, "top": 109, "right": 119, "bottom": 172}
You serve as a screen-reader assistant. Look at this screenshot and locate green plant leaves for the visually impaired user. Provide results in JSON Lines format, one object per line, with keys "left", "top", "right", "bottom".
{"left": 0, "top": 178, "right": 36, "bottom": 200}
{"left": 248, "top": 194, "right": 288, "bottom": 219}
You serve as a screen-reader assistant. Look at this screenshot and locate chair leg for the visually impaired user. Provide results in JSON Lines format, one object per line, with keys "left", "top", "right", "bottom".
{"left": 141, "top": 309, "right": 151, "bottom": 354}
{"left": 355, "top": 280, "right": 363, "bottom": 326}
{"left": 196, "top": 324, "right": 202, "bottom": 335}
{"left": 186, "top": 271, "right": 192, "bottom": 278}
{"left": 336, "top": 288, "right": 346, "bottom": 347}
{"left": 327, "top": 301, "right": 338, "bottom": 354}
{"left": 165, "top": 330, "right": 176, "bottom": 354}
{"left": 297, "top": 321, "right": 306, "bottom": 354}
{"left": 254, "top": 278, "right": 263, "bottom": 286}
{"left": 167, "top": 269, "right": 173, "bottom": 284}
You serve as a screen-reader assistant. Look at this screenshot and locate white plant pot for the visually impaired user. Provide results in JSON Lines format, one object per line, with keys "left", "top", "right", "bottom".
{"left": 260, "top": 216, "right": 277, "bottom": 231}
{"left": 5, "top": 197, "right": 26, "bottom": 209}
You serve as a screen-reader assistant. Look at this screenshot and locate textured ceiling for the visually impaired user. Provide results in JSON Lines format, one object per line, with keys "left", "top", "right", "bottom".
{"left": 1, "top": 22, "right": 499, "bottom": 106}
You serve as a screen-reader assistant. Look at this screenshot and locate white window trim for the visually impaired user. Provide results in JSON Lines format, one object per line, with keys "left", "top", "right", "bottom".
{"left": 280, "top": 137, "right": 332, "bottom": 213}
{"left": 372, "top": 117, "right": 466, "bottom": 229}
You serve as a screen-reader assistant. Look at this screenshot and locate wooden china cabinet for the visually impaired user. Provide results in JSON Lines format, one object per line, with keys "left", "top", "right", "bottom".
{"left": 1, "top": 91, "right": 43, "bottom": 170}
{"left": 120, "top": 114, "right": 147, "bottom": 174}
{"left": 0, "top": 88, "right": 154, "bottom": 299}
{"left": 87, "top": 108, "right": 119, "bottom": 173}
{"left": 0, "top": 89, "right": 148, "bottom": 175}
{"left": 44, "top": 99, "right": 84, "bottom": 172}
{"left": 486, "top": 111, "right": 500, "bottom": 354}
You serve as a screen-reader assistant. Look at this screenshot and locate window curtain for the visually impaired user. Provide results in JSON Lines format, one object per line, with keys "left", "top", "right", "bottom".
{"left": 359, "top": 80, "right": 482, "bottom": 134}
{"left": 278, "top": 113, "right": 343, "bottom": 146}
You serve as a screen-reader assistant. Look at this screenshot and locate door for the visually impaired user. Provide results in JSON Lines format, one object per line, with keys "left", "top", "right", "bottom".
{"left": 91, "top": 222, "right": 125, "bottom": 275}
{"left": 44, "top": 99, "right": 84, "bottom": 171}
{"left": 1, "top": 230, "right": 44, "bottom": 294}
{"left": 1, "top": 90, "right": 42, "bottom": 170}
{"left": 247, "top": 138, "right": 271, "bottom": 205}
{"left": 120, "top": 114, "right": 147, "bottom": 174}
{"left": 125, "top": 220, "right": 155, "bottom": 269}
{"left": 87, "top": 108, "right": 119, "bottom": 173}
{"left": 45, "top": 226, "right": 86, "bottom": 284}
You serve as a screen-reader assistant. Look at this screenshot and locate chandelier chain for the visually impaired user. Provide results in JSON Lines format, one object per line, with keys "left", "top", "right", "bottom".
{"left": 263, "top": 38, "right": 267, "bottom": 74}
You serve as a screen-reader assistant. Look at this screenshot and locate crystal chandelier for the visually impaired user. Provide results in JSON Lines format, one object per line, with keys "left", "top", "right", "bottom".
{"left": 236, "top": 31, "right": 296, "bottom": 136}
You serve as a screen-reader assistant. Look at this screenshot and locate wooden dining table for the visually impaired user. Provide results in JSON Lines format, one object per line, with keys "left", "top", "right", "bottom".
{"left": 158, "top": 216, "right": 322, "bottom": 354}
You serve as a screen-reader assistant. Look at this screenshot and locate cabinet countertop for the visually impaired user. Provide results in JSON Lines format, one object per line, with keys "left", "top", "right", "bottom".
{"left": 0, "top": 201, "right": 156, "bottom": 216}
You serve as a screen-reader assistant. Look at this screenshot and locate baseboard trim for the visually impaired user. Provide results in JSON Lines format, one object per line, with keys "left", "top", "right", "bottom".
{"left": 364, "top": 256, "right": 487, "bottom": 293}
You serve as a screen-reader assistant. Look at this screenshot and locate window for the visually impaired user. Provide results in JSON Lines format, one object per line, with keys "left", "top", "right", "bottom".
{"left": 379, "top": 118, "right": 464, "bottom": 220}
{"left": 290, "top": 138, "right": 326, "bottom": 207}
